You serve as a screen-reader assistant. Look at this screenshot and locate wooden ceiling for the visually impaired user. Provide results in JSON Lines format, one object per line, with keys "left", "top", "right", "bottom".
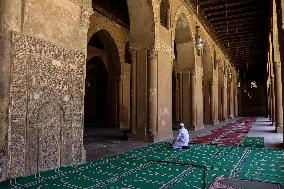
{"left": 190, "top": 0, "right": 270, "bottom": 71}
{"left": 92, "top": 0, "right": 270, "bottom": 76}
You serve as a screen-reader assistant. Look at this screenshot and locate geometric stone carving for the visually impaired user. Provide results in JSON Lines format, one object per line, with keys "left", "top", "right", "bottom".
{"left": 7, "top": 32, "right": 85, "bottom": 178}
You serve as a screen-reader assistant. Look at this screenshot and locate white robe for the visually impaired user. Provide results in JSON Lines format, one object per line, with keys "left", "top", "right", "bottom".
{"left": 172, "top": 127, "right": 189, "bottom": 149}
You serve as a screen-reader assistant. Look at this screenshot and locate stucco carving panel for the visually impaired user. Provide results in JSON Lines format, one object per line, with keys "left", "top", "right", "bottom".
{"left": 155, "top": 40, "right": 174, "bottom": 57}
{"left": 7, "top": 32, "right": 85, "bottom": 178}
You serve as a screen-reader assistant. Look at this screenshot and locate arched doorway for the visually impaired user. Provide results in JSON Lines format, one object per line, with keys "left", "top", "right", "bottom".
{"left": 85, "top": 29, "right": 121, "bottom": 128}
{"left": 85, "top": 57, "right": 108, "bottom": 127}
{"left": 84, "top": 29, "right": 123, "bottom": 161}
{"left": 172, "top": 12, "right": 195, "bottom": 129}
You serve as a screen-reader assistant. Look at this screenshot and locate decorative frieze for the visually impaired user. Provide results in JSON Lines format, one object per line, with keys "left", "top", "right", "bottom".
{"left": 80, "top": 8, "right": 94, "bottom": 29}
{"left": 155, "top": 40, "right": 174, "bottom": 58}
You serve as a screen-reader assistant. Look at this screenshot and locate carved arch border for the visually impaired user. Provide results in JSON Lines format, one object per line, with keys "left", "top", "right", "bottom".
{"left": 88, "top": 12, "right": 129, "bottom": 68}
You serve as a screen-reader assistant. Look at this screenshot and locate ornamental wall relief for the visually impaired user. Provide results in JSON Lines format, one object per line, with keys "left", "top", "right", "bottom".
{"left": 8, "top": 32, "right": 85, "bottom": 178}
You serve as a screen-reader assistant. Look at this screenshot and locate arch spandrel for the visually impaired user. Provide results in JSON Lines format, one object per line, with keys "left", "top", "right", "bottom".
{"left": 127, "top": 0, "right": 156, "bottom": 49}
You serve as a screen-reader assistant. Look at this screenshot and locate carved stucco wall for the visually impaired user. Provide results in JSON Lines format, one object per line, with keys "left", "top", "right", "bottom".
{"left": 7, "top": 32, "right": 85, "bottom": 178}
{"left": 0, "top": 0, "right": 92, "bottom": 180}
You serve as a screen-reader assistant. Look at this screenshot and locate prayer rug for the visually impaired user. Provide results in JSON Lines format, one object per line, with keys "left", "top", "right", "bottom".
{"left": 240, "top": 137, "right": 265, "bottom": 148}
{"left": 1, "top": 141, "right": 283, "bottom": 189}
{"left": 191, "top": 117, "right": 256, "bottom": 145}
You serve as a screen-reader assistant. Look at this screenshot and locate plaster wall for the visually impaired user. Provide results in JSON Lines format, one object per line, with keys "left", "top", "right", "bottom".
{"left": 157, "top": 51, "right": 173, "bottom": 140}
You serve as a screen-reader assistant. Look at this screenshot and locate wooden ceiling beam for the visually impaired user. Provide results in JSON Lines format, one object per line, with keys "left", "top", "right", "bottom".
{"left": 206, "top": 11, "right": 260, "bottom": 21}
{"left": 217, "top": 32, "right": 264, "bottom": 38}
{"left": 213, "top": 22, "right": 263, "bottom": 30}
{"left": 217, "top": 29, "right": 263, "bottom": 36}
{"left": 189, "top": 0, "right": 268, "bottom": 69}
{"left": 210, "top": 16, "right": 264, "bottom": 26}
{"left": 198, "top": 0, "right": 253, "bottom": 7}
{"left": 202, "top": 0, "right": 258, "bottom": 12}
{"left": 204, "top": 5, "right": 261, "bottom": 17}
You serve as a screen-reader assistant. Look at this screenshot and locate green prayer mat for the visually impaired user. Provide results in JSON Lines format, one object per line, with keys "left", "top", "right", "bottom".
{"left": 1, "top": 142, "right": 283, "bottom": 189}
{"left": 241, "top": 137, "right": 265, "bottom": 148}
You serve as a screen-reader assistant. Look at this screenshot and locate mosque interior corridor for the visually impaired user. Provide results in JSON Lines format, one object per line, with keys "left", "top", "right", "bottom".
{"left": 0, "top": 0, "right": 284, "bottom": 188}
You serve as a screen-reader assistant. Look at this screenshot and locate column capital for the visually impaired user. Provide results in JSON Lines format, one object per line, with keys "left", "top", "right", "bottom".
{"left": 210, "top": 80, "right": 216, "bottom": 85}
{"left": 80, "top": 8, "right": 93, "bottom": 29}
{"left": 273, "top": 60, "right": 281, "bottom": 68}
{"left": 147, "top": 48, "right": 158, "bottom": 60}
{"left": 191, "top": 71, "right": 196, "bottom": 78}
{"left": 130, "top": 49, "right": 137, "bottom": 58}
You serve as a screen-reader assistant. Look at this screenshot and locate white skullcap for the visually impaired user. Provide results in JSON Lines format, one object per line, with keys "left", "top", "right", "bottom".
{"left": 179, "top": 123, "right": 184, "bottom": 127}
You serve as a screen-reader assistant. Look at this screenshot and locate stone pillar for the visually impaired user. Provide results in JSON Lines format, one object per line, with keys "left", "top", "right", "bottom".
{"left": 271, "top": 76, "right": 276, "bottom": 125}
{"left": 268, "top": 84, "right": 272, "bottom": 121}
{"left": 191, "top": 72, "right": 197, "bottom": 129}
{"left": 178, "top": 72, "right": 183, "bottom": 122}
{"left": 213, "top": 80, "right": 219, "bottom": 125}
{"left": 268, "top": 85, "right": 271, "bottom": 120}
{"left": 147, "top": 48, "right": 158, "bottom": 141}
{"left": 234, "top": 83, "right": 238, "bottom": 117}
{"left": 230, "top": 81, "right": 234, "bottom": 119}
{"left": 222, "top": 86, "right": 227, "bottom": 120}
{"left": 130, "top": 50, "right": 137, "bottom": 136}
{"left": 209, "top": 81, "right": 215, "bottom": 124}
{"left": 274, "top": 62, "right": 283, "bottom": 132}
{"left": 117, "top": 76, "right": 123, "bottom": 127}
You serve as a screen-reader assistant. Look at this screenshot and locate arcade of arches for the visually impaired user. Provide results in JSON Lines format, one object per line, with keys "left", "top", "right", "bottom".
{"left": 0, "top": 0, "right": 283, "bottom": 181}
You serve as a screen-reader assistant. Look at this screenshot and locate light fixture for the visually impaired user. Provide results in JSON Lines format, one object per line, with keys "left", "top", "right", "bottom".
{"left": 195, "top": 0, "right": 203, "bottom": 54}
{"left": 195, "top": 23, "right": 203, "bottom": 52}
{"left": 228, "top": 69, "right": 232, "bottom": 80}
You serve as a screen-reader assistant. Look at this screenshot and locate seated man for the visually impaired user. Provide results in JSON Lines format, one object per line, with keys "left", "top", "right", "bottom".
{"left": 172, "top": 122, "right": 189, "bottom": 149}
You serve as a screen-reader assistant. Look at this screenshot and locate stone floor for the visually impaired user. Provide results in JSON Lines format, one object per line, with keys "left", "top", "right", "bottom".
{"left": 248, "top": 117, "right": 283, "bottom": 148}
{"left": 83, "top": 117, "right": 283, "bottom": 162}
